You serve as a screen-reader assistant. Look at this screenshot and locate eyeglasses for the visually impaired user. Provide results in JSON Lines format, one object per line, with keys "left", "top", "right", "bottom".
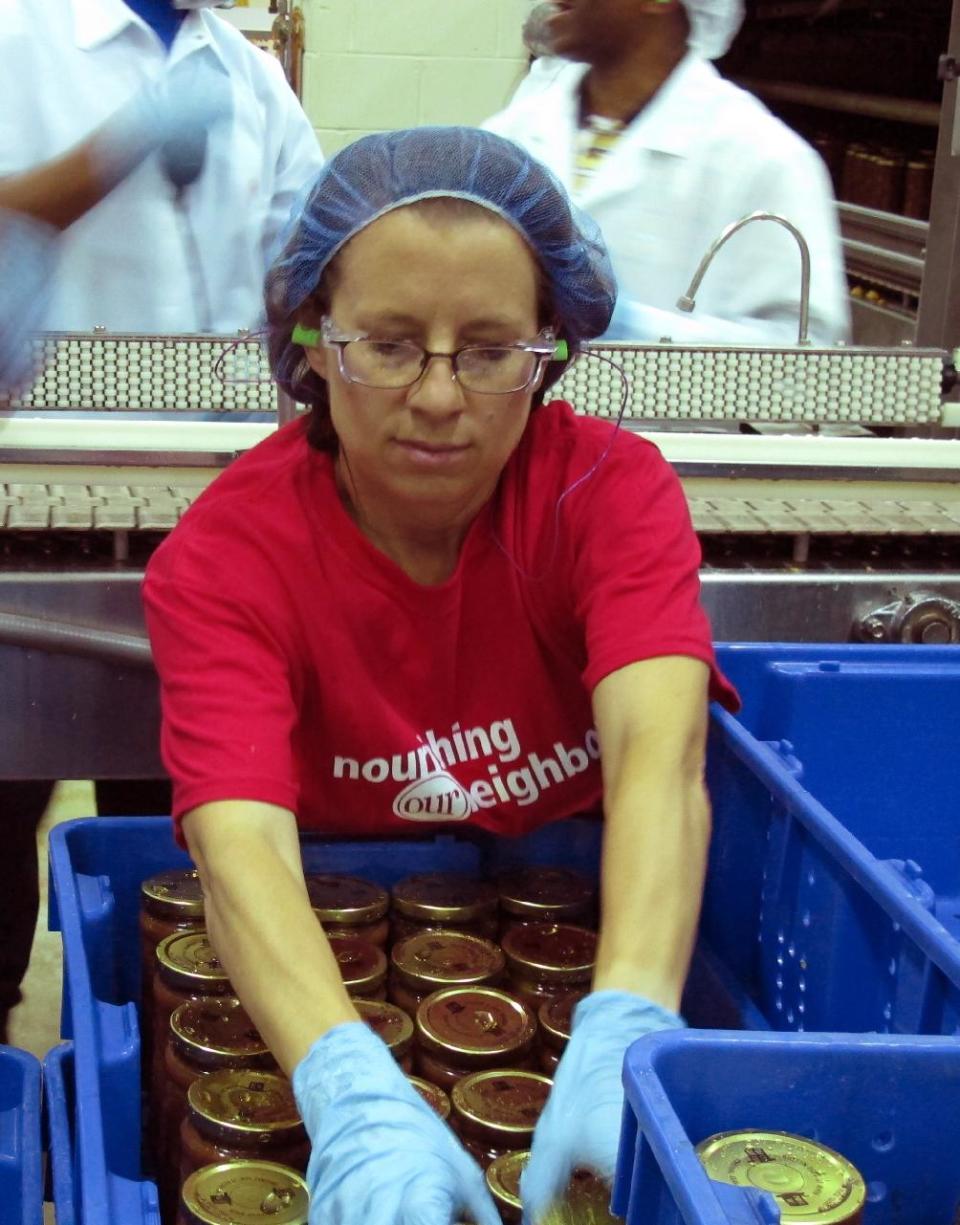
{"left": 297, "top": 318, "right": 564, "bottom": 395}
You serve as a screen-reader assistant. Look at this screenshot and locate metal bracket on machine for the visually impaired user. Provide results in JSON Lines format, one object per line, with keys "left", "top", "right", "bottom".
{"left": 853, "top": 592, "right": 960, "bottom": 644}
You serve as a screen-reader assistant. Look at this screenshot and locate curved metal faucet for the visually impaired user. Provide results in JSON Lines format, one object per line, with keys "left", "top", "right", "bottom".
{"left": 676, "top": 211, "right": 813, "bottom": 346}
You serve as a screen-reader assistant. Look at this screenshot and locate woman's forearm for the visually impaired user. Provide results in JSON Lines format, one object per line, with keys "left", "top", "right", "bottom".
{"left": 186, "top": 807, "right": 358, "bottom": 1075}
{"left": 592, "top": 765, "right": 711, "bottom": 1013}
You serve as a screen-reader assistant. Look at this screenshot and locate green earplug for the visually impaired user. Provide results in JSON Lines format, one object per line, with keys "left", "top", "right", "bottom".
{"left": 553, "top": 339, "right": 569, "bottom": 361}
{"left": 292, "top": 323, "right": 321, "bottom": 347}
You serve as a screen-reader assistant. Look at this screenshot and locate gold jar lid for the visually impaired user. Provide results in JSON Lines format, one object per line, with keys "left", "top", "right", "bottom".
{"left": 353, "top": 998, "right": 414, "bottom": 1058}
{"left": 451, "top": 1069, "right": 552, "bottom": 1144}
{"left": 141, "top": 868, "right": 205, "bottom": 920}
{"left": 180, "top": 1161, "right": 309, "bottom": 1225}
{"left": 696, "top": 1131, "right": 866, "bottom": 1225}
{"left": 156, "top": 931, "right": 231, "bottom": 992}
{"left": 170, "top": 998, "right": 272, "bottom": 1069}
{"left": 541, "top": 1169, "right": 620, "bottom": 1225}
{"left": 502, "top": 923, "right": 596, "bottom": 984}
{"left": 305, "top": 873, "right": 389, "bottom": 926}
{"left": 497, "top": 866, "right": 595, "bottom": 920}
{"left": 391, "top": 930, "right": 505, "bottom": 992}
{"left": 187, "top": 1070, "right": 304, "bottom": 1145}
{"left": 416, "top": 987, "right": 536, "bottom": 1063}
{"left": 486, "top": 1150, "right": 528, "bottom": 1216}
{"left": 407, "top": 1075, "right": 452, "bottom": 1120}
{"left": 392, "top": 873, "right": 499, "bottom": 924}
{"left": 327, "top": 934, "right": 387, "bottom": 993}
{"left": 538, "top": 991, "right": 584, "bottom": 1051}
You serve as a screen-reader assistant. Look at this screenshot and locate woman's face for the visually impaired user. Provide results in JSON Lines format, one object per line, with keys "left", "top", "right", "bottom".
{"left": 304, "top": 206, "right": 543, "bottom": 527}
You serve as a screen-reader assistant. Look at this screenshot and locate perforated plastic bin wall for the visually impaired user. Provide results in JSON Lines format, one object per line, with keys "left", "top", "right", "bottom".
{"left": 0, "top": 1045, "right": 43, "bottom": 1225}
{"left": 614, "top": 1029, "right": 960, "bottom": 1225}
{"left": 704, "top": 643, "right": 960, "bottom": 1037}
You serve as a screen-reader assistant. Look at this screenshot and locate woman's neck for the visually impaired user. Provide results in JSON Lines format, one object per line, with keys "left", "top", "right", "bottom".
{"left": 333, "top": 461, "right": 489, "bottom": 586}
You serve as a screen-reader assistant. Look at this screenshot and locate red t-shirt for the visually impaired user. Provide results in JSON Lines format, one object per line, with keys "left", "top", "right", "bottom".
{"left": 144, "top": 401, "right": 736, "bottom": 840}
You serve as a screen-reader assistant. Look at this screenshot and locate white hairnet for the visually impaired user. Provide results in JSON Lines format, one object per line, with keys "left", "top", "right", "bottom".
{"left": 681, "top": 0, "right": 745, "bottom": 60}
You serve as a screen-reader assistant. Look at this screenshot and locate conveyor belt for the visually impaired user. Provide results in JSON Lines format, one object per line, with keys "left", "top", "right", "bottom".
{"left": 4, "top": 482, "right": 960, "bottom": 537}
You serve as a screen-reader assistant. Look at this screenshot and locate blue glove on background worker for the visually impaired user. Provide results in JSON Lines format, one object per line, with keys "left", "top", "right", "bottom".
{"left": 293, "top": 1022, "right": 501, "bottom": 1225}
{"left": 0, "top": 209, "right": 56, "bottom": 394}
{"left": 522, "top": 990, "right": 685, "bottom": 1223}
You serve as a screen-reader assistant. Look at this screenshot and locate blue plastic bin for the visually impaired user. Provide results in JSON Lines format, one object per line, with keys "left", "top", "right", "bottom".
{"left": 0, "top": 1045, "right": 43, "bottom": 1225}
{"left": 614, "top": 1028, "right": 960, "bottom": 1225}
{"left": 43, "top": 1043, "right": 76, "bottom": 1225}
{"left": 704, "top": 643, "right": 960, "bottom": 1037}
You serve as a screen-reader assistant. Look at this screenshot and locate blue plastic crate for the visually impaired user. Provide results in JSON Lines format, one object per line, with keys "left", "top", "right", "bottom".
{"left": 47, "top": 814, "right": 604, "bottom": 1224}
{"left": 614, "top": 1028, "right": 960, "bottom": 1225}
{"left": 0, "top": 1045, "right": 43, "bottom": 1225}
{"left": 706, "top": 643, "right": 960, "bottom": 1036}
{"left": 43, "top": 1043, "right": 76, "bottom": 1225}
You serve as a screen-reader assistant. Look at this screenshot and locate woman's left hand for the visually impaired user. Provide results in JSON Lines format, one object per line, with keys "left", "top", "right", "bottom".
{"left": 521, "top": 990, "right": 685, "bottom": 1224}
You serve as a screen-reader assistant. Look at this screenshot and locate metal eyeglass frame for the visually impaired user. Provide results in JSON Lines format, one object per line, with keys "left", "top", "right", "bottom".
{"left": 297, "top": 317, "right": 564, "bottom": 394}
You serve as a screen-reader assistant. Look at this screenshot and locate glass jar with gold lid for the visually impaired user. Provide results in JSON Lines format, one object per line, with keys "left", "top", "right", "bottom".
{"left": 496, "top": 866, "right": 595, "bottom": 936}
{"left": 391, "top": 873, "right": 499, "bottom": 942}
{"left": 537, "top": 990, "right": 585, "bottom": 1073}
{"left": 407, "top": 1075, "right": 452, "bottom": 1121}
{"left": 353, "top": 998, "right": 415, "bottom": 1072}
{"left": 140, "top": 869, "right": 205, "bottom": 1068}
{"left": 389, "top": 930, "right": 505, "bottom": 1016}
{"left": 305, "top": 873, "right": 390, "bottom": 948}
{"left": 179, "top": 1070, "right": 309, "bottom": 1186}
{"left": 414, "top": 986, "right": 537, "bottom": 1092}
{"left": 159, "top": 997, "right": 275, "bottom": 1216}
{"left": 486, "top": 1150, "right": 528, "bottom": 1224}
{"left": 327, "top": 934, "right": 388, "bottom": 1000}
{"left": 450, "top": 1069, "right": 552, "bottom": 1169}
{"left": 696, "top": 1130, "right": 866, "bottom": 1225}
{"left": 152, "top": 932, "right": 232, "bottom": 1118}
{"left": 176, "top": 1160, "right": 309, "bottom": 1225}
{"left": 501, "top": 923, "right": 596, "bottom": 1010}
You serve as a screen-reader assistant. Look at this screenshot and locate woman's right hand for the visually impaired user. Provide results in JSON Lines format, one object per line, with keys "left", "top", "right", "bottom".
{"left": 293, "top": 1022, "right": 501, "bottom": 1225}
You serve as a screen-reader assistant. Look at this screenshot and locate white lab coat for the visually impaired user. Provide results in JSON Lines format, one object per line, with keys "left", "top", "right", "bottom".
{"left": 485, "top": 55, "right": 850, "bottom": 346}
{"left": 0, "top": 0, "right": 325, "bottom": 333}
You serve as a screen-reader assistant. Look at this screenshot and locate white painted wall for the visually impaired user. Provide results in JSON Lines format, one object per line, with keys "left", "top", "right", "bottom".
{"left": 299, "top": 0, "right": 531, "bottom": 153}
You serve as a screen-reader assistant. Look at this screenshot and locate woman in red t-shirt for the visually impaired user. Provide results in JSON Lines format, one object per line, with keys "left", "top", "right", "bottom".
{"left": 144, "top": 126, "right": 734, "bottom": 1225}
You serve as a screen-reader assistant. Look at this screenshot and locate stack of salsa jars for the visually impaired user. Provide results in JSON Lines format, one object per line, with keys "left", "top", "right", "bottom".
{"left": 140, "top": 861, "right": 599, "bottom": 1224}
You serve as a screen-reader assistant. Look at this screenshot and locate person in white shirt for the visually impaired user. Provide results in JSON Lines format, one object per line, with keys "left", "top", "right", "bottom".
{"left": 0, "top": 0, "right": 325, "bottom": 1042}
{"left": 485, "top": 0, "right": 850, "bottom": 346}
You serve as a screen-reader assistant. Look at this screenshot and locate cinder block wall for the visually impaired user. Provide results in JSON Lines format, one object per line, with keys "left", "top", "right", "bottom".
{"left": 300, "top": 0, "right": 531, "bottom": 153}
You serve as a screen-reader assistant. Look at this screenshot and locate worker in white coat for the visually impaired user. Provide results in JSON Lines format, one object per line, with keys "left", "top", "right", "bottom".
{"left": 485, "top": 0, "right": 850, "bottom": 346}
{"left": 0, "top": 0, "right": 325, "bottom": 1043}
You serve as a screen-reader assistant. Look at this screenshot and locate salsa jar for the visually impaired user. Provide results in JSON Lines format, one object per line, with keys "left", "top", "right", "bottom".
{"left": 389, "top": 929, "right": 505, "bottom": 1016}
{"left": 159, "top": 997, "right": 275, "bottom": 1215}
{"left": 501, "top": 923, "right": 595, "bottom": 1010}
{"left": 140, "top": 869, "right": 205, "bottom": 1068}
{"left": 450, "top": 1069, "right": 552, "bottom": 1169}
{"left": 152, "top": 932, "right": 232, "bottom": 1124}
{"left": 537, "top": 990, "right": 584, "bottom": 1074}
{"left": 696, "top": 1131, "right": 866, "bottom": 1225}
{"left": 407, "top": 1075, "right": 452, "bottom": 1121}
{"left": 176, "top": 1160, "right": 308, "bottom": 1225}
{"left": 179, "top": 1070, "right": 309, "bottom": 1186}
{"left": 485, "top": 1149, "right": 528, "bottom": 1224}
{"left": 496, "top": 866, "right": 595, "bottom": 937}
{"left": 305, "top": 872, "right": 390, "bottom": 948}
{"left": 414, "top": 986, "right": 537, "bottom": 1092}
{"left": 328, "top": 934, "right": 388, "bottom": 1000}
{"left": 353, "top": 998, "right": 414, "bottom": 1072}
{"left": 391, "top": 873, "right": 499, "bottom": 942}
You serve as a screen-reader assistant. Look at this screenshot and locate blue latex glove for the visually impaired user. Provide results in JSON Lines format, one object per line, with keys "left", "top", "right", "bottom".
{"left": 0, "top": 209, "right": 56, "bottom": 395}
{"left": 521, "top": 990, "right": 685, "bottom": 1224}
{"left": 293, "top": 1022, "right": 501, "bottom": 1225}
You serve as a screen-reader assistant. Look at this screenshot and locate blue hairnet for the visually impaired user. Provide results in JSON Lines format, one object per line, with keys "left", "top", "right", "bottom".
{"left": 266, "top": 126, "right": 616, "bottom": 406}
